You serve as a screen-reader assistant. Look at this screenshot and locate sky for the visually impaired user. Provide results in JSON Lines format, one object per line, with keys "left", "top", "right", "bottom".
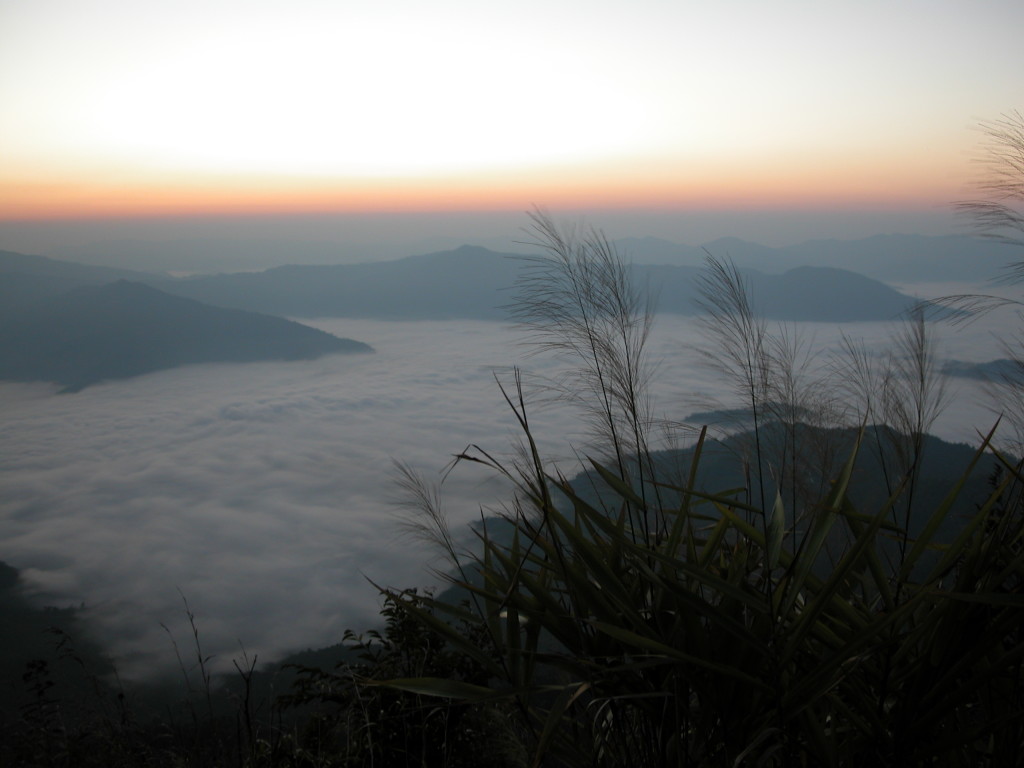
{"left": 2, "top": 0, "right": 1023, "bottom": 260}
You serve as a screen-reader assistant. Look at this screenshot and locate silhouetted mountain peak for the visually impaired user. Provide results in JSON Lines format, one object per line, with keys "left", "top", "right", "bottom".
{"left": 396, "top": 244, "right": 508, "bottom": 267}
{"left": 452, "top": 244, "right": 492, "bottom": 255}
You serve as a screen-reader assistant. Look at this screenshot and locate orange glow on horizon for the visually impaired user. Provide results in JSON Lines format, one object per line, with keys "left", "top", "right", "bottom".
{"left": 0, "top": 152, "right": 967, "bottom": 222}
{"left": 1, "top": 1, "right": 1016, "bottom": 234}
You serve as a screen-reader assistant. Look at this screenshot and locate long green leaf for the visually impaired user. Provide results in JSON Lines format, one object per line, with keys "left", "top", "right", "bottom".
{"left": 921, "top": 470, "right": 1011, "bottom": 586}
{"left": 590, "top": 620, "right": 772, "bottom": 691}
{"left": 531, "top": 682, "right": 591, "bottom": 768}
{"left": 779, "top": 432, "right": 862, "bottom": 619}
{"left": 589, "top": 458, "right": 647, "bottom": 508}
{"left": 767, "top": 488, "right": 785, "bottom": 570}
{"left": 900, "top": 421, "right": 1000, "bottom": 582}
{"left": 781, "top": 495, "right": 892, "bottom": 662}
{"left": 372, "top": 676, "right": 495, "bottom": 700}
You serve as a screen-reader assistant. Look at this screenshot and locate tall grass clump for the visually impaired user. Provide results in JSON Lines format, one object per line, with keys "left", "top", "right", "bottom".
{"left": 508, "top": 211, "right": 664, "bottom": 541}
{"left": 940, "top": 109, "right": 1024, "bottom": 448}
{"left": 366, "top": 213, "right": 1024, "bottom": 767}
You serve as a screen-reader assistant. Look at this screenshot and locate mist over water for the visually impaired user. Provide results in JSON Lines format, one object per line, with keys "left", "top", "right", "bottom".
{"left": 0, "top": 306, "right": 1010, "bottom": 680}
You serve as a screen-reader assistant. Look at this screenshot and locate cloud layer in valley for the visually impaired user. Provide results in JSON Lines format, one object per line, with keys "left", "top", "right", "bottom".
{"left": 1, "top": 319, "right": 592, "bottom": 679}
{"left": 0, "top": 311, "right": 1008, "bottom": 679}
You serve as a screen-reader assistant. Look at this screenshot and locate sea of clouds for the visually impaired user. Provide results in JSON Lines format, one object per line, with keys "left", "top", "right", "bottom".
{"left": 0, "top": 310, "right": 1009, "bottom": 679}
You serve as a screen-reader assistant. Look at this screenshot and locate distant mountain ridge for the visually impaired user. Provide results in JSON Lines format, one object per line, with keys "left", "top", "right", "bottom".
{"left": 0, "top": 248, "right": 162, "bottom": 283}
{"left": 0, "top": 280, "right": 371, "bottom": 392}
{"left": 943, "top": 358, "right": 1019, "bottom": 381}
{"left": 33, "top": 231, "right": 1019, "bottom": 280}
{"left": 148, "top": 245, "right": 927, "bottom": 322}
{"left": 4, "top": 234, "right": 1005, "bottom": 319}
{"left": 158, "top": 245, "right": 522, "bottom": 320}
{"left": 614, "top": 233, "right": 1019, "bottom": 284}
{"left": 639, "top": 262, "right": 920, "bottom": 321}
{"left": 0, "top": 239, "right": 988, "bottom": 385}
{"left": 0, "top": 248, "right": 166, "bottom": 310}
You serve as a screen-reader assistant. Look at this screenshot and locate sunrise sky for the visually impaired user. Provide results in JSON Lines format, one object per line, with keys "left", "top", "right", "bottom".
{"left": 1, "top": 0, "right": 1023, "bottom": 250}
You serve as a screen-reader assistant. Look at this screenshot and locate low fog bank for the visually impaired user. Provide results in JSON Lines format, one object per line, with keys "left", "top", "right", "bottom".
{"left": 0, "top": 308, "right": 1010, "bottom": 681}
{"left": 1, "top": 320, "right": 544, "bottom": 679}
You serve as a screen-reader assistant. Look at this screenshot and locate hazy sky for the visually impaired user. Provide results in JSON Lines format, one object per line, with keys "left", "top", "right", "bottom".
{"left": 2, "top": 0, "right": 1022, "bottom": 249}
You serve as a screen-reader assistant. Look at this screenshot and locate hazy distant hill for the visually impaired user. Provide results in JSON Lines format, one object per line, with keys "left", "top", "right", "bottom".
{"left": 156, "top": 244, "right": 521, "bottom": 320}
{"left": 0, "top": 248, "right": 163, "bottom": 283}
{"left": 750, "top": 266, "right": 922, "bottom": 321}
{"left": 0, "top": 249, "right": 166, "bottom": 310}
{"left": 943, "top": 358, "right": 1019, "bottom": 381}
{"left": 19, "top": 232, "right": 1019, "bottom": 287}
{"left": 645, "top": 263, "right": 920, "bottom": 321}
{"left": 0, "top": 280, "right": 372, "bottom": 392}
{"left": 153, "top": 245, "right": 926, "bottom": 322}
{"left": 616, "top": 234, "right": 1018, "bottom": 284}
{"left": 0, "top": 242, "right": 954, "bottom": 322}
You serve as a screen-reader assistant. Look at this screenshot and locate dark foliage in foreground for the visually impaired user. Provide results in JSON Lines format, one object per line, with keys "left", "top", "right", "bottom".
{"left": 282, "top": 589, "right": 527, "bottom": 768}
{"left": 378, "top": 424, "right": 1024, "bottom": 767}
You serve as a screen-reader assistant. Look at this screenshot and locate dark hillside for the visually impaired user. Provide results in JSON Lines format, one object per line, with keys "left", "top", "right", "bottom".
{"left": 0, "top": 280, "right": 372, "bottom": 392}
{"left": 567, "top": 423, "right": 995, "bottom": 545}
